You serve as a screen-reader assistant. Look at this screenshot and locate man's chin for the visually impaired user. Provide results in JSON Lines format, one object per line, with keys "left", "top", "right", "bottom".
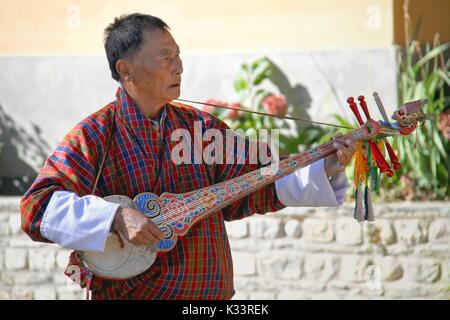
{"left": 166, "top": 89, "right": 181, "bottom": 101}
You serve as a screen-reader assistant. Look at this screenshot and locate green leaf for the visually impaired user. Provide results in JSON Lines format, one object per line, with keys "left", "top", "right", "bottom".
{"left": 413, "top": 82, "right": 426, "bottom": 99}
{"left": 253, "top": 68, "right": 272, "bottom": 86}
{"left": 251, "top": 57, "right": 268, "bottom": 70}
{"left": 234, "top": 77, "right": 248, "bottom": 92}
{"left": 414, "top": 43, "right": 450, "bottom": 74}
{"left": 436, "top": 70, "right": 450, "bottom": 87}
{"left": 432, "top": 128, "right": 447, "bottom": 158}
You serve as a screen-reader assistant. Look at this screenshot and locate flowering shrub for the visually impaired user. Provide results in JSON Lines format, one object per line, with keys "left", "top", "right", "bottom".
{"left": 262, "top": 95, "right": 288, "bottom": 117}
{"left": 202, "top": 57, "right": 325, "bottom": 155}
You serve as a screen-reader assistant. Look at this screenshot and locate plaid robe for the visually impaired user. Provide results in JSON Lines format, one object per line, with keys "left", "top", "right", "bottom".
{"left": 20, "top": 87, "right": 285, "bottom": 299}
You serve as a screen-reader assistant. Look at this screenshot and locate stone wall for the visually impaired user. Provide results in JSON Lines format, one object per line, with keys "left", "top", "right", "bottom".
{"left": 0, "top": 196, "right": 448, "bottom": 300}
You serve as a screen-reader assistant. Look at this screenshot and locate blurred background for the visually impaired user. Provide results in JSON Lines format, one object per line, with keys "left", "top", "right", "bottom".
{"left": 0, "top": 0, "right": 448, "bottom": 300}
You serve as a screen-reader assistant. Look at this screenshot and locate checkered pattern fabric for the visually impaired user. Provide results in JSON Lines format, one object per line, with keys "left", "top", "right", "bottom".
{"left": 20, "top": 87, "right": 285, "bottom": 299}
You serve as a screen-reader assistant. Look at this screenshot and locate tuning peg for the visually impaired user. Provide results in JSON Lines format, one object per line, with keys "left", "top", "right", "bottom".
{"left": 373, "top": 92, "right": 390, "bottom": 123}
{"left": 347, "top": 97, "right": 364, "bottom": 126}
{"left": 358, "top": 95, "right": 371, "bottom": 120}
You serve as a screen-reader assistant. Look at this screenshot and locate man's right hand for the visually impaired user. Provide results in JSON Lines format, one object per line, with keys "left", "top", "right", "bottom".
{"left": 111, "top": 207, "right": 165, "bottom": 246}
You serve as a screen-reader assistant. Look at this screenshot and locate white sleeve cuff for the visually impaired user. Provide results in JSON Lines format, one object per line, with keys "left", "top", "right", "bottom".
{"left": 275, "top": 158, "right": 348, "bottom": 207}
{"left": 41, "top": 190, "right": 120, "bottom": 252}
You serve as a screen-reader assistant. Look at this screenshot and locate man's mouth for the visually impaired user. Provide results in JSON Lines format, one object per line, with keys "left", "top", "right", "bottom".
{"left": 169, "top": 83, "right": 180, "bottom": 88}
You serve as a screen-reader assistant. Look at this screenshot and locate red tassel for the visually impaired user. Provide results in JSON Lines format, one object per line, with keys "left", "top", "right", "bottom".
{"left": 369, "top": 141, "right": 393, "bottom": 177}
{"left": 385, "top": 141, "right": 401, "bottom": 170}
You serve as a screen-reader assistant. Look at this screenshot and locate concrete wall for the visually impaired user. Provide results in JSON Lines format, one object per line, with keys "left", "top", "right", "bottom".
{"left": 0, "top": 0, "right": 395, "bottom": 54}
{"left": 4, "top": 0, "right": 449, "bottom": 193}
{"left": 0, "top": 197, "right": 449, "bottom": 300}
{"left": 0, "top": 47, "right": 398, "bottom": 194}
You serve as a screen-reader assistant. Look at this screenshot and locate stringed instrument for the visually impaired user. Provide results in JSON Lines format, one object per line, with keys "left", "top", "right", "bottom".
{"left": 80, "top": 93, "right": 428, "bottom": 279}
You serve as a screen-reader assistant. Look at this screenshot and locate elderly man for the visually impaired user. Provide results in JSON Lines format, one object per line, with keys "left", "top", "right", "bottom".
{"left": 20, "top": 13, "right": 356, "bottom": 299}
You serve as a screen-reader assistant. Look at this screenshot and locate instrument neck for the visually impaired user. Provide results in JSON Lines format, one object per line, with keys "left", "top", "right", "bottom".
{"left": 193, "top": 127, "right": 364, "bottom": 212}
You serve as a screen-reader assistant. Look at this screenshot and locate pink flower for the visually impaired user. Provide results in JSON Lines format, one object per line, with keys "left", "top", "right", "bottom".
{"left": 438, "top": 109, "right": 450, "bottom": 141}
{"left": 202, "top": 99, "right": 227, "bottom": 114}
{"left": 262, "top": 95, "right": 288, "bottom": 116}
{"left": 225, "top": 103, "right": 244, "bottom": 120}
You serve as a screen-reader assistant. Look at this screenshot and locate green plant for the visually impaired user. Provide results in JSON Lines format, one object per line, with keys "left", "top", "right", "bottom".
{"left": 209, "top": 56, "right": 325, "bottom": 155}
{"left": 386, "top": 2, "right": 450, "bottom": 200}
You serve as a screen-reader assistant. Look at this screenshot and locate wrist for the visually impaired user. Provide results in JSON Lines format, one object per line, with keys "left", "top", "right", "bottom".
{"left": 111, "top": 207, "right": 123, "bottom": 232}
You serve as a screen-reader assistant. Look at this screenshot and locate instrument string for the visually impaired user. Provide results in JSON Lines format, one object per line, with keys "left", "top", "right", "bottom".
{"left": 158, "top": 125, "right": 361, "bottom": 224}
{"left": 152, "top": 135, "right": 349, "bottom": 226}
{"left": 153, "top": 131, "right": 360, "bottom": 226}
{"left": 175, "top": 98, "right": 355, "bottom": 130}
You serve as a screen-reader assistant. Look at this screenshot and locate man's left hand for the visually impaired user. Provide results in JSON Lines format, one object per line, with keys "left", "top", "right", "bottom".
{"left": 324, "top": 134, "right": 357, "bottom": 177}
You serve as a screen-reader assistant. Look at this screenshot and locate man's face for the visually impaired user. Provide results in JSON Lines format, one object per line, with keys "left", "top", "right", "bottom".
{"left": 125, "top": 28, "right": 183, "bottom": 105}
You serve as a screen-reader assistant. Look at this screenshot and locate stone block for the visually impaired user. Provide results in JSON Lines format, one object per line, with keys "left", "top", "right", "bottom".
{"left": 394, "top": 220, "right": 427, "bottom": 245}
{"left": 366, "top": 220, "right": 396, "bottom": 245}
{"left": 248, "top": 217, "right": 283, "bottom": 239}
{"left": 232, "top": 252, "right": 256, "bottom": 276}
{"left": 56, "top": 250, "right": 71, "bottom": 269}
{"left": 5, "top": 248, "right": 27, "bottom": 270}
{"left": 335, "top": 218, "right": 362, "bottom": 245}
{"left": 277, "top": 290, "right": 307, "bottom": 300}
{"left": 57, "top": 286, "right": 84, "bottom": 300}
{"left": 340, "top": 255, "right": 374, "bottom": 283}
{"left": 11, "top": 288, "right": 33, "bottom": 300}
{"left": 414, "top": 261, "right": 441, "bottom": 283}
{"left": 257, "top": 253, "right": 302, "bottom": 280}
{"left": 34, "top": 287, "right": 56, "bottom": 300}
{"left": 8, "top": 214, "right": 22, "bottom": 235}
{"left": 428, "top": 219, "right": 450, "bottom": 242}
{"left": 226, "top": 220, "right": 248, "bottom": 239}
{"left": 28, "top": 249, "right": 55, "bottom": 271}
{"left": 248, "top": 291, "right": 276, "bottom": 300}
{"left": 304, "top": 255, "right": 339, "bottom": 281}
{"left": 378, "top": 257, "right": 403, "bottom": 281}
{"left": 284, "top": 219, "right": 302, "bottom": 238}
{"left": 0, "top": 221, "right": 9, "bottom": 235}
{"left": 303, "top": 219, "right": 334, "bottom": 243}
{"left": 0, "top": 288, "right": 10, "bottom": 300}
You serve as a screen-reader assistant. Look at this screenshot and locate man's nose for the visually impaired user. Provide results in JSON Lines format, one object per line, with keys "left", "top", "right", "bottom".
{"left": 173, "top": 56, "right": 183, "bottom": 75}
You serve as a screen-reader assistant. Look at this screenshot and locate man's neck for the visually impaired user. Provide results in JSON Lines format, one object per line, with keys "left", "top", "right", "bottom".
{"left": 122, "top": 85, "right": 165, "bottom": 118}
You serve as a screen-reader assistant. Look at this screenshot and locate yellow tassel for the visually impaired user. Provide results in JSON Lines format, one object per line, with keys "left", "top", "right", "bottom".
{"left": 377, "top": 140, "right": 385, "bottom": 156}
{"left": 353, "top": 141, "right": 367, "bottom": 185}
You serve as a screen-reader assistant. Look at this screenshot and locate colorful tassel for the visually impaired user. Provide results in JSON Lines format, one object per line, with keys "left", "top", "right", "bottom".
{"left": 364, "top": 185, "right": 375, "bottom": 221}
{"left": 385, "top": 140, "right": 401, "bottom": 170}
{"left": 366, "top": 186, "right": 375, "bottom": 221}
{"left": 371, "top": 166, "right": 379, "bottom": 192}
{"left": 353, "top": 141, "right": 367, "bottom": 186}
{"left": 354, "top": 184, "right": 365, "bottom": 222}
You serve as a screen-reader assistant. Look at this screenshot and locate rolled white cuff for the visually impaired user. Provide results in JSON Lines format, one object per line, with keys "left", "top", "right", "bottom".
{"left": 41, "top": 190, "right": 120, "bottom": 252}
{"left": 275, "top": 158, "right": 348, "bottom": 207}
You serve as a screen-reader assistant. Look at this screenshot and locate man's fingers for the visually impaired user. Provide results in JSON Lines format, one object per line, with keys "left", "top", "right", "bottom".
{"left": 133, "top": 228, "right": 162, "bottom": 246}
{"left": 336, "top": 144, "right": 354, "bottom": 165}
{"left": 131, "top": 234, "right": 153, "bottom": 246}
{"left": 145, "top": 222, "right": 165, "bottom": 240}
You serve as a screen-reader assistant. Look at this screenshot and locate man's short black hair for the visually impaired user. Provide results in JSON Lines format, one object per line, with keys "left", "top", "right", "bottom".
{"left": 104, "top": 13, "right": 169, "bottom": 81}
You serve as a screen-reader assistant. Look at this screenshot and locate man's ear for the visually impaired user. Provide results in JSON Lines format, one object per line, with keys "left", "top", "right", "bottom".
{"left": 116, "top": 59, "right": 132, "bottom": 82}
